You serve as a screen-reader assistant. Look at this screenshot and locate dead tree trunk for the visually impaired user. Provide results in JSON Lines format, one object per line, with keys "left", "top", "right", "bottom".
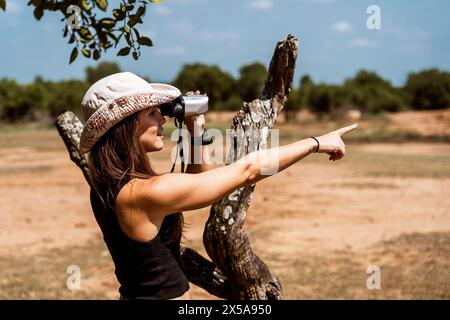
{"left": 55, "top": 34, "right": 298, "bottom": 300}
{"left": 204, "top": 34, "right": 299, "bottom": 299}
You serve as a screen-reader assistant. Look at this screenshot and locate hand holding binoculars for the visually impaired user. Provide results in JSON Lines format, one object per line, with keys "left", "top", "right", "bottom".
{"left": 160, "top": 94, "right": 213, "bottom": 146}
{"left": 159, "top": 94, "right": 209, "bottom": 123}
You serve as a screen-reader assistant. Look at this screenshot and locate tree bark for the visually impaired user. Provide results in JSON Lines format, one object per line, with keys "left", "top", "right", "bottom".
{"left": 55, "top": 34, "right": 299, "bottom": 300}
{"left": 55, "top": 112, "right": 93, "bottom": 189}
{"left": 203, "top": 34, "right": 299, "bottom": 300}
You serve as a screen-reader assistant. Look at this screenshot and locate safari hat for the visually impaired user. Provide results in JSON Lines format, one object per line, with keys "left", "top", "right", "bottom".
{"left": 79, "top": 72, "right": 181, "bottom": 154}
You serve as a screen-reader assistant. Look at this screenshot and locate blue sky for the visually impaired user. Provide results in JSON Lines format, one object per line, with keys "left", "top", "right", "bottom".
{"left": 0, "top": 0, "right": 449, "bottom": 86}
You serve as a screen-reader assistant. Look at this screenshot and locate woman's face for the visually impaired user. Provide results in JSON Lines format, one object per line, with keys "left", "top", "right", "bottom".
{"left": 138, "top": 107, "right": 166, "bottom": 152}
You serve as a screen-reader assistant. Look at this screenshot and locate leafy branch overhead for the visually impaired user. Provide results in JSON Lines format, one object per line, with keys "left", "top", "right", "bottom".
{"left": 0, "top": 0, "right": 162, "bottom": 63}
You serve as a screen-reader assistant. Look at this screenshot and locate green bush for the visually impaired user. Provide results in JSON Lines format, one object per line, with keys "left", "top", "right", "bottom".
{"left": 237, "top": 62, "right": 267, "bottom": 102}
{"left": 0, "top": 79, "right": 29, "bottom": 121}
{"left": 47, "top": 80, "right": 90, "bottom": 119}
{"left": 404, "top": 68, "right": 450, "bottom": 110}
{"left": 1, "top": 64, "right": 449, "bottom": 123}
{"left": 172, "top": 63, "right": 236, "bottom": 110}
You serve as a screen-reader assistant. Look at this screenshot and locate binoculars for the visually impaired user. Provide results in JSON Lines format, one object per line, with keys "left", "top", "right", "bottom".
{"left": 159, "top": 95, "right": 209, "bottom": 123}
{"left": 160, "top": 94, "right": 213, "bottom": 166}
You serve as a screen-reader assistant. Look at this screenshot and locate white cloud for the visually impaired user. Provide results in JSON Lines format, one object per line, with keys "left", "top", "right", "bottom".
{"left": 383, "top": 22, "right": 430, "bottom": 41}
{"left": 348, "top": 38, "right": 377, "bottom": 48}
{"left": 247, "top": 0, "right": 273, "bottom": 10}
{"left": 169, "top": 22, "right": 240, "bottom": 46}
{"left": 7, "top": 0, "right": 21, "bottom": 13}
{"left": 154, "top": 6, "right": 171, "bottom": 15}
{"left": 331, "top": 21, "right": 352, "bottom": 33}
{"left": 198, "top": 31, "right": 239, "bottom": 41}
{"left": 155, "top": 45, "right": 186, "bottom": 55}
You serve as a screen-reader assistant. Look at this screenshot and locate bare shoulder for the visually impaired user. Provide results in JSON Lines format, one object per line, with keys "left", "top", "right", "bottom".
{"left": 115, "top": 177, "right": 162, "bottom": 242}
{"left": 115, "top": 178, "right": 138, "bottom": 211}
{"left": 115, "top": 177, "right": 158, "bottom": 213}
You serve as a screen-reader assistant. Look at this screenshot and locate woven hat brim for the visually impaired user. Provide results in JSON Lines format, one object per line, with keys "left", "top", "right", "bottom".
{"left": 79, "top": 92, "right": 178, "bottom": 154}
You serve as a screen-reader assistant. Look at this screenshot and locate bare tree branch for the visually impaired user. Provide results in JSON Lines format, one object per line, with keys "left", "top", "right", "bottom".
{"left": 55, "top": 34, "right": 299, "bottom": 300}
{"left": 203, "top": 34, "right": 299, "bottom": 300}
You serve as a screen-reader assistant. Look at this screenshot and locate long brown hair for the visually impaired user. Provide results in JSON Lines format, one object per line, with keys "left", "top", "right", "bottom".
{"left": 87, "top": 110, "right": 183, "bottom": 244}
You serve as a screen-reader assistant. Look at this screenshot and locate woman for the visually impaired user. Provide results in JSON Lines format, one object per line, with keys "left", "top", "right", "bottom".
{"left": 81, "top": 72, "right": 357, "bottom": 300}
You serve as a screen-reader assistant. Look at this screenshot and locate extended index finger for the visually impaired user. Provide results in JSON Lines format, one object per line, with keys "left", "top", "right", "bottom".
{"left": 337, "top": 123, "right": 358, "bottom": 136}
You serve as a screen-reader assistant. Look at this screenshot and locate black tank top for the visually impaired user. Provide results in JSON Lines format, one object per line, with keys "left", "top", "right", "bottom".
{"left": 89, "top": 182, "right": 190, "bottom": 299}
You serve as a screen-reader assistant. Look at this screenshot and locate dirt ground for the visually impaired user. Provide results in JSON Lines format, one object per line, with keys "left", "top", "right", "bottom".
{"left": 0, "top": 111, "right": 449, "bottom": 299}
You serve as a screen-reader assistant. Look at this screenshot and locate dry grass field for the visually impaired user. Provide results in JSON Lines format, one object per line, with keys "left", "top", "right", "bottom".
{"left": 0, "top": 109, "right": 449, "bottom": 299}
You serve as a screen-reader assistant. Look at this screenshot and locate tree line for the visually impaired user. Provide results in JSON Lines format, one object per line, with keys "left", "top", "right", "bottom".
{"left": 0, "top": 61, "right": 449, "bottom": 123}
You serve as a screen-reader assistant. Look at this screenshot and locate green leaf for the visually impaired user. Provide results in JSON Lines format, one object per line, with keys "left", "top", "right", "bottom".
{"left": 82, "top": 33, "right": 94, "bottom": 41}
{"left": 95, "top": 0, "right": 108, "bottom": 11}
{"left": 107, "top": 32, "right": 119, "bottom": 43}
{"left": 132, "top": 26, "right": 140, "bottom": 39}
{"left": 98, "top": 32, "right": 108, "bottom": 44}
{"left": 138, "top": 36, "right": 153, "bottom": 47}
{"left": 79, "top": 27, "right": 90, "bottom": 37}
{"left": 93, "top": 49, "right": 100, "bottom": 61}
{"left": 69, "top": 47, "right": 78, "bottom": 64}
{"left": 68, "top": 34, "right": 76, "bottom": 44}
{"left": 127, "top": 14, "right": 139, "bottom": 27}
{"left": 33, "top": 7, "right": 44, "bottom": 20}
{"left": 99, "top": 18, "right": 116, "bottom": 28}
{"left": 0, "top": 0, "right": 6, "bottom": 11}
{"left": 113, "top": 9, "right": 126, "bottom": 20}
{"left": 136, "top": 6, "right": 146, "bottom": 18}
{"left": 149, "top": 0, "right": 165, "bottom": 3}
{"left": 81, "top": 0, "right": 91, "bottom": 11}
{"left": 81, "top": 48, "right": 91, "bottom": 58}
{"left": 117, "top": 47, "right": 130, "bottom": 56}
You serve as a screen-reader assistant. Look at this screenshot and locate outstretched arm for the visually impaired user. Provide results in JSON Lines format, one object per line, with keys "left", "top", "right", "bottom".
{"left": 122, "top": 124, "right": 358, "bottom": 219}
